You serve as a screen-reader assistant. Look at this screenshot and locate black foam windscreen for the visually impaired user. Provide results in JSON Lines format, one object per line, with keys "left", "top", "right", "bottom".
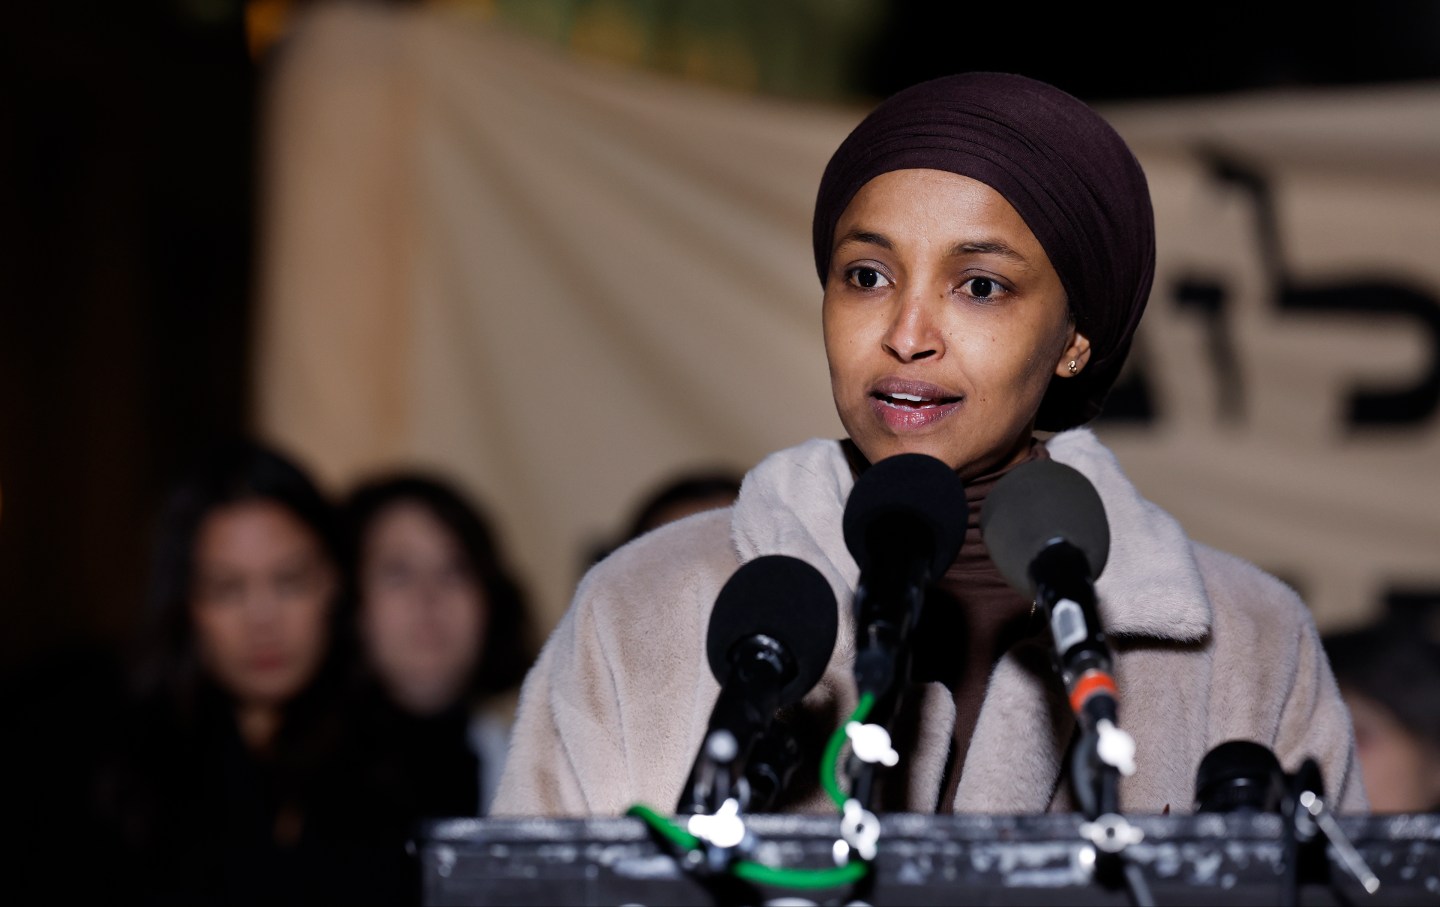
{"left": 705, "top": 554, "right": 839, "bottom": 706}
{"left": 1194, "top": 739, "right": 1286, "bottom": 813}
{"left": 979, "top": 458, "right": 1110, "bottom": 599}
{"left": 841, "top": 452, "right": 970, "bottom": 579}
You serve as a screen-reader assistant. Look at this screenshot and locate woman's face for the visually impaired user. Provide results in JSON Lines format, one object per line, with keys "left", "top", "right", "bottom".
{"left": 190, "top": 500, "right": 337, "bottom": 709}
{"left": 822, "top": 168, "right": 1090, "bottom": 480}
{"left": 358, "top": 501, "right": 488, "bottom": 716}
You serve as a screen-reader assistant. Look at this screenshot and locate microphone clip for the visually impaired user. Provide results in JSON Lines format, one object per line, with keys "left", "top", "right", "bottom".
{"left": 1281, "top": 759, "right": 1380, "bottom": 898}
{"left": 1094, "top": 718, "right": 1137, "bottom": 777}
{"left": 845, "top": 720, "right": 899, "bottom": 769}
{"left": 836, "top": 798, "right": 881, "bottom": 863}
{"left": 1078, "top": 812, "right": 1144, "bottom": 855}
{"left": 683, "top": 796, "right": 757, "bottom": 877}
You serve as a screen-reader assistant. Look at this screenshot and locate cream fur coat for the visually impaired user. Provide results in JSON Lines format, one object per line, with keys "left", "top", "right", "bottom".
{"left": 493, "top": 428, "right": 1366, "bottom": 817}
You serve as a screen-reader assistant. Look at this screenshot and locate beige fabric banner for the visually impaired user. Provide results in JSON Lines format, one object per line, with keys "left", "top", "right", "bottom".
{"left": 255, "top": 1, "right": 1440, "bottom": 637}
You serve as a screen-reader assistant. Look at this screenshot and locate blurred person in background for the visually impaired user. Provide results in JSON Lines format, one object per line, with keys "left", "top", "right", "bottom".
{"left": 94, "top": 438, "right": 411, "bottom": 905}
{"left": 341, "top": 472, "right": 536, "bottom": 824}
{"left": 583, "top": 469, "right": 743, "bottom": 570}
{"left": 1323, "top": 617, "right": 1440, "bottom": 813}
{"left": 620, "top": 470, "right": 745, "bottom": 542}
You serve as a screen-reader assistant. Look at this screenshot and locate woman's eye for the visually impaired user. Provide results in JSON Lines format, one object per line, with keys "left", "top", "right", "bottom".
{"left": 846, "top": 267, "right": 891, "bottom": 290}
{"left": 962, "top": 276, "right": 1004, "bottom": 299}
{"left": 439, "top": 559, "right": 472, "bottom": 586}
{"left": 378, "top": 563, "right": 416, "bottom": 589}
{"left": 198, "top": 577, "right": 243, "bottom": 606}
{"left": 275, "top": 569, "right": 310, "bottom": 597}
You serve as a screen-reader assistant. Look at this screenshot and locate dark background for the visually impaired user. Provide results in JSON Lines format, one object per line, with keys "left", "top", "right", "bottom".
{"left": 5, "top": 0, "right": 1440, "bottom": 688}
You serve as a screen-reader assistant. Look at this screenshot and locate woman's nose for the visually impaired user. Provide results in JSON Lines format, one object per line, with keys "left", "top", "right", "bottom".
{"left": 882, "top": 290, "right": 943, "bottom": 363}
{"left": 243, "top": 588, "right": 285, "bottom": 627}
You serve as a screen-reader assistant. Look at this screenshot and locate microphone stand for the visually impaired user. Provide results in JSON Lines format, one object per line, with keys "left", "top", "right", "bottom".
{"left": 833, "top": 551, "right": 931, "bottom": 871}
{"left": 1071, "top": 724, "right": 1153, "bottom": 907}
{"left": 1032, "top": 544, "right": 1153, "bottom": 907}
{"left": 837, "top": 623, "right": 913, "bottom": 868}
{"left": 676, "top": 634, "right": 794, "bottom": 874}
{"left": 845, "top": 526, "right": 930, "bottom": 817}
{"left": 1279, "top": 758, "right": 1380, "bottom": 907}
{"left": 677, "top": 634, "right": 791, "bottom": 817}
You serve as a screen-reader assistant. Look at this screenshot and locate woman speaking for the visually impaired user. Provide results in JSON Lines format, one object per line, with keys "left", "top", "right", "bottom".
{"left": 491, "top": 72, "right": 1365, "bottom": 818}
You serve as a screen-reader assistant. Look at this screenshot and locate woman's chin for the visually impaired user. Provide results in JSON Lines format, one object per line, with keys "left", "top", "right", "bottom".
{"left": 853, "top": 435, "right": 961, "bottom": 471}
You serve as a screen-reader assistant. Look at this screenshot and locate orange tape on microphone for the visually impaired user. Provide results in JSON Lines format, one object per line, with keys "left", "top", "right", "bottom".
{"left": 1069, "top": 668, "right": 1118, "bottom": 715}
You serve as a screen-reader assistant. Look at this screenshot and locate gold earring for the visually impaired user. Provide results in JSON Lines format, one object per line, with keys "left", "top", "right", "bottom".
{"left": 1068, "top": 359, "right": 1078, "bottom": 375}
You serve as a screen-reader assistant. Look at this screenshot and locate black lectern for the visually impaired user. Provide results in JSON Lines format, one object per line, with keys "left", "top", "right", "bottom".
{"left": 415, "top": 811, "right": 1440, "bottom": 905}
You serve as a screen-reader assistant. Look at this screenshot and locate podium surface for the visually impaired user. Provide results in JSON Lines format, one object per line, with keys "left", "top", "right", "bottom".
{"left": 417, "top": 811, "right": 1440, "bottom": 905}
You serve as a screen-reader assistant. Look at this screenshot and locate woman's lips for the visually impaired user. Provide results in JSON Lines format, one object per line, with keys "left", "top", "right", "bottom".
{"left": 868, "top": 379, "right": 963, "bottom": 430}
{"left": 246, "top": 652, "right": 291, "bottom": 673}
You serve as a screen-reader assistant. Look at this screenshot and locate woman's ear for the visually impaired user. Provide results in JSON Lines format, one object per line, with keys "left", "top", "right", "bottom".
{"left": 1055, "top": 330, "right": 1093, "bottom": 378}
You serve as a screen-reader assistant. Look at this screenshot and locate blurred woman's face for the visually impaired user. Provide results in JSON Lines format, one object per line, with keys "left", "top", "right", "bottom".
{"left": 190, "top": 500, "right": 337, "bottom": 709}
{"left": 1344, "top": 687, "right": 1440, "bottom": 812}
{"left": 822, "top": 168, "right": 1090, "bottom": 480}
{"left": 358, "top": 501, "right": 487, "bottom": 716}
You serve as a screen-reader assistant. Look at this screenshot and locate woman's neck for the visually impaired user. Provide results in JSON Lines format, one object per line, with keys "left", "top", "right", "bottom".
{"left": 840, "top": 433, "right": 1043, "bottom": 483}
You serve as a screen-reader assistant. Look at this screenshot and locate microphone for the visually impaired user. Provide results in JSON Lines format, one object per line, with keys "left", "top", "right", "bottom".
{"left": 980, "top": 458, "right": 1114, "bottom": 730}
{"left": 1194, "top": 739, "right": 1286, "bottom": 813}
{"left": 982, "top": 459, "right": 1132, "bottom": 820}
{"left": 677, "top": 554, "right": 838, "bottom": 816}
{"left": 842, "top": 453, "right": 969, "bottom": 700}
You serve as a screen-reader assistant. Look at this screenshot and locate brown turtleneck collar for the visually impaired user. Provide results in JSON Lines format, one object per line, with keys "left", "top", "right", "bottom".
{"left": 839, "top": 437, "right": 1051, "bottom": 812}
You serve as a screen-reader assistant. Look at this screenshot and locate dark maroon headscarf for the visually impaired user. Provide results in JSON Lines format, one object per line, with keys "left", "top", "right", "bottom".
{"left": 812, "top": 72, "right": 1155, "bottom": 431}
